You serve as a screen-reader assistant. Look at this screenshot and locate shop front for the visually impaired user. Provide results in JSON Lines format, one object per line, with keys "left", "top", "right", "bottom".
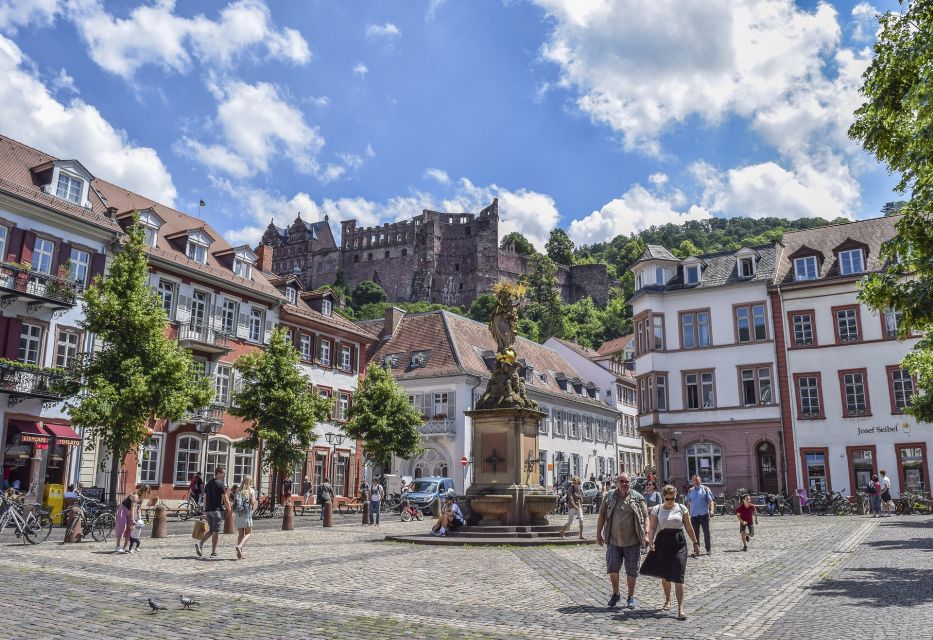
{"left": 2, "top": 419, "right": 82, "bottom": 494}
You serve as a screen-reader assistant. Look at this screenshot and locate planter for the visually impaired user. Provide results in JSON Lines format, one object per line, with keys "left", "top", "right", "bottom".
{"left": 468, "top": 494, "right": 512, "bottom": 526}
{"left": 524, "top": 494, "right": 557, "bottom": 526}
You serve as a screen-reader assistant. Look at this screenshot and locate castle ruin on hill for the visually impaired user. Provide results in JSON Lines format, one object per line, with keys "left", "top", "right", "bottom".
{"left": 258, "top": 199, "right": 613, "bottom": 309}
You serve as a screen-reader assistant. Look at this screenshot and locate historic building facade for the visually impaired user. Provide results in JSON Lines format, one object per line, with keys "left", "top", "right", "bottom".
{"left": 260, "top": 199, "right": 615, "bottom": 309}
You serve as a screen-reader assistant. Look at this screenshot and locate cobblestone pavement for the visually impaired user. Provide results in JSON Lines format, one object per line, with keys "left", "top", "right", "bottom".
{"left": 1, "top": 513, "right": 930, "bottom": 640}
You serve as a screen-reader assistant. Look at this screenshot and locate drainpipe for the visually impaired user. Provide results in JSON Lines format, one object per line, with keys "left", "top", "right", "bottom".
{"left": 467, "top": 376, "right": 483, "bottom": 490}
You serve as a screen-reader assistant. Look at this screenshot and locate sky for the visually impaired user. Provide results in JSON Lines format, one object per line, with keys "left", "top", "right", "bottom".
{"left": 0, "top": 0, "right": 904, "bottom": 251}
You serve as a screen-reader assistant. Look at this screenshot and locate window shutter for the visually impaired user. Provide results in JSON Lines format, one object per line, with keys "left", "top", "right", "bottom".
{"left": 5, "top": 317, "right": 22, "bottom": 360}
{"left": 212, "top": 303, "right": 224, "bottom": 331}
{"left": 263, "top": 316, "right": 274, "bottom": 344}
{"left": 231, "top": 370, "right": 244, "bottom": 407}
{"left": 236, "top": 302, "right": 251, "bottom": 339}
{"left": 20, "top": 230, "right": 36, "bottom": 265}
{"left": 447, "top": 391, "right": 456, "bottom": 416}
{"left": 89, "top": 252, "right": 106, "bottom": 283}
{"left": 175, "top": 284, "right": 192, "bottom": 325}
{"left": 6, "top": 227, "right": 22, "bottom": 262}
{"left": 56, "top": 242, "right": 72, "bottom": 277}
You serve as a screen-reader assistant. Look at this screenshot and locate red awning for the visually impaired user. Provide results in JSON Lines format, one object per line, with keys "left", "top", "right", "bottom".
{"left": 9, "top": 420, "right": 50, "bottom": 444}
{"left": 43, "top": 423, "right": 82, "bottom": 446}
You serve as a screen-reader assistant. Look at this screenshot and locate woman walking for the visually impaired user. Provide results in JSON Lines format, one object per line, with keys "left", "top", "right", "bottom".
{"left": 641, "top": 484, "right": 700, "bottom": 620}
{"left": 232, "top": 476, "right": 257, "bottom": 559}
{"left": 115, "top": 484, "right": 150, "bottom": 554}
{"left": 559, "top": 476, "right": 585, "bottom": 539}
{"left": 644, "top": 481, "right": 662, "bottom": 509}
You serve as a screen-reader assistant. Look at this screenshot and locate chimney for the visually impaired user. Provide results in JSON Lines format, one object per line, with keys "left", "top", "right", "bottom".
{"left": 382, "top": 306, "right": 405, "bottom": 340}
{"left": 254, "top": 243, "right": 274, "bottom": 273}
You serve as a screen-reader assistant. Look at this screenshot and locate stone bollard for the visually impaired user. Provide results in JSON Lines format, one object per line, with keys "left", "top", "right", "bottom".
{"left": 64, "top": 509, "right": 83, "bottom": 543}
{"left": 434, "top": 497, "right": 443, "bottom": 519}
{"left": 151, "top": 504, "right": 167, "bottom": 539}
{"left": 323, "top": 500, "right": 333, "bottom": 528}
{"left": 282, "top": 502, "right": 294, "bottom": 531}
{"left": 223, "top": 507, "right": 236, "bottom": 534}
{"left": 792, "top": 494, "right": 803, "bottom": 515}
{"left": 856, "top": 496, "right": 866, "bottom": 516}
{"left": 361, "top": 501, "right": 369, "bottom": 525}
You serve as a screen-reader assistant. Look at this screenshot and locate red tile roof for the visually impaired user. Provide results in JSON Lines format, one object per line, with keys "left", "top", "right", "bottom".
{"left": 596, "top": 334, "right": 634, "bottom": 357}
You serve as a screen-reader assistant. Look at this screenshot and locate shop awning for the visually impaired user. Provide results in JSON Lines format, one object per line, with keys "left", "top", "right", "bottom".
{"left": 9, "top": 420, "right": 50, "bottom": 445}
{"left": 43, "top": 423, "right": 82, "bottom": 446}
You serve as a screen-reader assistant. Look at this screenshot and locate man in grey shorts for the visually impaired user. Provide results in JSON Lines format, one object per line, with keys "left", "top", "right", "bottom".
{"left": 596, "top": 473, "right": 649, "bottom": 608}
{"left": 195, "top": 466, "right": 230, "bottom": 560}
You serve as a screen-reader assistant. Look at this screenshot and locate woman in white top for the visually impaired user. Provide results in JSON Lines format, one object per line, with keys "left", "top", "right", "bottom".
{"left": 233, "top": 476, "right": 257, "bottom": 560}
{"left": 643, "top": 484, "right": 700, "bottom": 620}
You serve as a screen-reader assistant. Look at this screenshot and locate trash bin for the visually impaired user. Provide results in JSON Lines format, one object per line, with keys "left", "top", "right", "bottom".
{"left": 44, "top": 483, "right": 64, "bottom": 524}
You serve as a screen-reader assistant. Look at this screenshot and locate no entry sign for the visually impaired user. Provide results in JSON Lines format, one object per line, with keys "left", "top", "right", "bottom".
{"left": 460, "top": 456, "right": 469, "bottom": 466}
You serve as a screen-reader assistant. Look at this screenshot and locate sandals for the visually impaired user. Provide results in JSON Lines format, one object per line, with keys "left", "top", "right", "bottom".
{"left": 661, "top": 600, "right": 673, "bottom": 611}
{"left": 235, "top": 546, "right": 242, "bottom": 560}
{"left": 677, "top": 610, "right": 687, "bottom": 620}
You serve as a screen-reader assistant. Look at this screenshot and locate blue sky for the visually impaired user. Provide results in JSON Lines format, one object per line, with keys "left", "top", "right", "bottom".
{"left": 0, "top": 0, "right": 902, "bottom": 250}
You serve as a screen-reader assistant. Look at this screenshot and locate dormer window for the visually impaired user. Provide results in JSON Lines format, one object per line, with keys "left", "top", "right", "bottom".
{"left": 233, "top": 258, "right": 252, "bottom": 280}
{"left": 187, "top": 241, "right": 207, "bottom": 263}
{"left": 286, "top": 287, "right": 297, "bottom": 304}
{"left": 737, "top": 257, "right": 755, "bottom": 278}
{"left": 839, "top": 249, "right": 864, "bottom": 275}
{"left": 794, "top": 256, "right": 818, "bottom": 281}
{"left": 685, "top": 265, "right": 701, "bottom": 284}
{"left": 56, "top": 173, "right": 82, "bottom": 204}
{"left": 321, "top": 299, "right": 332, "bottom": 317}
{"left": 134, "top": 209, "right": 163, "bottom": 248}
{"left": 654, "top": 267, "right": 665, "bottom": 285}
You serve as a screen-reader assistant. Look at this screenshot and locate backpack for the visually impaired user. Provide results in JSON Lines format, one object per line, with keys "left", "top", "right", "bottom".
{"left": 233, "top": 490, "right": 249, "bottom": 513}
{"left": 866, "top": 482, "right": 876, "bottom": 495}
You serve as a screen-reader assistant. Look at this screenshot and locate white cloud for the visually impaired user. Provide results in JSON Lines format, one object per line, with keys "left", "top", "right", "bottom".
{"left": 366, "top": 22, "right": 400, "bottom": 38}
{"left": 423, "top": 167, "right": 450, "bottom": 184}
{"left": 568, "top": 183, "right": 710, "bottom": 246}
{"left": 49, "top": 68, "right": 78, "bottom": 95}
{"left": 851, "top": 2, "right": 878, "bottom": 42}
{"left": 307, "top": 95, "right": 330, "bottom": 108}
{"left": 0, "top": 35, "right": 176, "bottom": 204}
{"left": 180, "top": 79, "right": 324, "bottom": 178}
{"left": 426, "top": 0, "right": 447, "bottom": 21}
{"left": 648, "top": 172, "right": 668, "bottom": 187}
{"left": 0, "top": 0, "right": 59, "bottom": 34}
{"left": 353, "top": 62, "right": 369, "bottom": 77}
{"left": 65, "top": 0, "right": 310, "bottom": 80}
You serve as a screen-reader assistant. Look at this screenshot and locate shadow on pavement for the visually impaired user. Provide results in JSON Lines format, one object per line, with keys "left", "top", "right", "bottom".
{"left": 808, "top": 567, "right": 933, "bottom": 606}
{"left": 557, "top": 604, "right": 616, "bottom": 615}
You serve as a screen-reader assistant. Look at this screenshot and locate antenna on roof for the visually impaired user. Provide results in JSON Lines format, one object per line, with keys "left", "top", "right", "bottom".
{"left": 198, "top": 199, "right": 206, "bottom": 219}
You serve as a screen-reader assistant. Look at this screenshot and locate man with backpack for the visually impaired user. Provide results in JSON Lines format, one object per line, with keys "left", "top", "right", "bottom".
{"left": 317, "top": 477, "right": 335, "bottom": 521}
{"left": 867, "top": 475, "right": 882, "bottom": 517}
{"left": 596, "top": 473, "right": 649, "bottom": 609}
{"left": 684, "top": 475, "right": 716, "bottom": 556}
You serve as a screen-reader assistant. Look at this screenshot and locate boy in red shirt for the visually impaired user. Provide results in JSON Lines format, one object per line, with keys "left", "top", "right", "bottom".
{"left": 735, "top": 494, "right": 758, "bottom": 551}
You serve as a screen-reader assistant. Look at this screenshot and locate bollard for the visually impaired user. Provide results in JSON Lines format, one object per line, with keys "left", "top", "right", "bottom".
{"left": 856, "top": 496, "right": 866, "bottom": 516}
{"left": 792, "top": 494, "right": 803, "bottom": 515}
{"left": 64, "top": 509, "right": 82, "bottom": 543}
{"left": 434, "top": 497, "right": 442, "bottom": 519}
{"left": 361, "top": 501, "right": 369, "bottom": 525}
{"left": 282, "top": 501, "right": 294, "bottom": 531}
{"left": 323, "top": 500, "right": 333, "bottom": 528}
{"left": 223, "top": 507, "right": 236, "bottom": 534}
{"left": 151, "top": 504, "right": 167, "bottom": 539}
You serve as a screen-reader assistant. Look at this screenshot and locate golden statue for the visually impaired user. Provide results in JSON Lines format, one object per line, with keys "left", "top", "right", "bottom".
{"left": 477, "top": 281, "right": 537, "bottom": 410}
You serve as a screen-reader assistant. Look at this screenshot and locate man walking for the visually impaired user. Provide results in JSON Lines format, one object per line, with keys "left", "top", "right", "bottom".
{"left": 195, "top": 466, "right": 229, "bottom": 560}
{"left": 317, "top": 477, "right": 335, "bottom": 521}
{"left": 369, "top": 478, "right": 385, "bottom": 525}
{"left": 685, "top": 475, "right": 715, "bottom": 555}
{"left": 596, "top": 473, "right": 649, "bottom": 609}
{"left": 879, "top": 469, "right": 892, "bottom": 517}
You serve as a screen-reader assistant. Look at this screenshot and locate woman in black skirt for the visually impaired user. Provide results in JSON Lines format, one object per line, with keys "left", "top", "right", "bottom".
{"left": 641, "top": 484, "right": 700, "bottom": 620}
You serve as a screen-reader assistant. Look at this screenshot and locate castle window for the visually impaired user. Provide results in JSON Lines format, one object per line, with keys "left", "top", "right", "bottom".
{"left": 465, "top": 227, "right": 471, "bottom": 237}
{"left": 354, "top": 255, "right": 359, "bottom": 263}
{"left": 367, "top": 253, "right": 373, "bottom": 261}
{"left": 459, "top": 283, "right": 463, "bottom": 290}
{"left": 402, "top": 249, "right": 408, "bottom": 257}
{"left": 455, "top": 263, "right": 459, "bottom": 272}
{"left": 384, "top": 251, "right": 390, "bottom": 259}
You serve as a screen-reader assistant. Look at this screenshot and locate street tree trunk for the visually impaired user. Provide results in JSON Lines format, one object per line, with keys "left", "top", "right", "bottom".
{"left": 108, "top": 448, "right": 122, "bottom": 508}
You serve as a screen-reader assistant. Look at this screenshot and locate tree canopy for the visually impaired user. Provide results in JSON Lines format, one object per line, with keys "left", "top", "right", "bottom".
{"left": 546, "top": 228, "right": 575, "bottom": 266}
{"left": 849, "top": 0, "right": 933, "bottom": 420}
{"left": 350, "top": 280, "right": 387, "bottom": 310}
{"left": 68, "top": 215, "right": 213, "bottom": 504}
{"left": 500, "top": 231, "right": 537, "bottom": 256}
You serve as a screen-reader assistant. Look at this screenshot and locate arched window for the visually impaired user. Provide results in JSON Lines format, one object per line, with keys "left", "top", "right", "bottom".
{"left": 174, "top": 436, "right": 201, "bottom": 485}
{"left": 685, "top": 443, "right": 723, "bottom": 484}
{"left": 413, "top": 448, "right": 450, "bottom": 478}
{"left": 206, "top": 439, "right": 229, "bottom": 476}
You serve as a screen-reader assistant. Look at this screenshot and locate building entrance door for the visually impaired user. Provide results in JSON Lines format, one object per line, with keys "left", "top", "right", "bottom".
{"left": 757, "top": 442, "right": 778, "bottom": 493}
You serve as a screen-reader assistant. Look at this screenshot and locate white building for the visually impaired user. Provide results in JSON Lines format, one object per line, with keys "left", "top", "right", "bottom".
{"left": 775, "top": 217, "right": 927, "bottom": 497}
{"left": 360, "top": 308, "right": 621, "bottom": 493}
{"left": 629, "top": 244, "right": 787, "bottom": 494}
{"left": 544, "top": 337, "right": 643, "bottom": 475}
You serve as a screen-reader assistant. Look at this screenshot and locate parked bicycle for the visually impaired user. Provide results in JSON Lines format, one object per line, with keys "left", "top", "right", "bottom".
{"left": 62, "top": 495, "right": 115, "bottom": 543}
{"left": 894, "top": 492, "right": 933, "bottom": 515}
{"left": 807, "top": 489, "right": 853, "bottom": 515}
{"left": 399, "top": 500, "right": 424, "bottom": 522}
{"left": 0, "top": 493, "right": 53, "bottom": 544}
{"left": 252, "top": 492, "right": 284, "bottom": 519}
{"left": 176, "top": 491, "right": 204, "bottom": 521}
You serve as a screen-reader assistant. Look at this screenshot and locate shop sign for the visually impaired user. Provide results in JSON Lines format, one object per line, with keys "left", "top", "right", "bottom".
{"left": 20, "top": 434, "right": 50, "bottom": 444}
{"left": 34, "top": 442, "right": 48, "bottom": 450}
{"left": 857, "top": 425, "right": 900, "bottom": 436}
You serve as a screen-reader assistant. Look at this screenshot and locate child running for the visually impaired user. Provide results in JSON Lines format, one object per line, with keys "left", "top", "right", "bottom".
{"left": 735, "top": 494, "right": 757, "bottom": 551}
{"left": 128, "top": 518, "right": 144, "bottom": 553}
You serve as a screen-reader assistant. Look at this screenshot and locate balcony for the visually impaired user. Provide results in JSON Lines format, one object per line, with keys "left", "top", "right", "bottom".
{"left": 418, "top": 417, "right": 456, "bottom": 436}
{"left": 181, "top": 402, "right": 227, "bottom": 427}
{"left": 0, "top": 262, "right": 78, "bottom": 310}
{"left": 177, "top": 323, "right": 233, "bottom": 354}
{"left": 0, "top": 360, "right": 72, "bottom": 407}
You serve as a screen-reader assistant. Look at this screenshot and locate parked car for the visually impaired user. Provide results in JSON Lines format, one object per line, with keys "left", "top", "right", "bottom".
{"left": 403, "top": 477, "right": 456, "bottom": 515}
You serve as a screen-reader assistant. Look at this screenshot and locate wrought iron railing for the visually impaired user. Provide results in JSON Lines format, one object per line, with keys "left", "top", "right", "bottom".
{"left": 418, "top": 417, "right": 456, "bottom": 435}
{"left": 0, "top": 262, "right": 78, "bottom": 307}
{"left": 0, "top": 361, "right": 71, "bottom": 404}
{"left": 178, "top": 323, "right": 233, "bottom": 349}
{"left": 182, "top": 402, "right": 227, "bottom": 426}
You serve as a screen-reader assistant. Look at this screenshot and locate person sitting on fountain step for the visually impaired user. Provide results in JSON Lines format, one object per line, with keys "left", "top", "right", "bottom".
{"left": 431, "top": 495, "right": 465, "bottom": 537}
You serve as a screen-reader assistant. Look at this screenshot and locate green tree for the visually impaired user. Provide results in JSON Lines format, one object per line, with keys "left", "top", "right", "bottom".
{"left": 500, "top": 231, "right": 537, "bottom": 256}
{"left": 229, "top": 327, "right": 333, "bottom": 506}
{"left": 674, "top": 239, "right": 701, "bottom": 258}
{"left": 849, "top": 0, "right": 933, "bottom": 421}
{"left": 467, "top": 293, "right": 496, "bottom": 323}
{"left": 546, "top": 228, "right": 575, "bottom": 265}
{"left": 350, "top": 280, "right": 387, "bottom": 310}
{"left": 68, "top": 215, "right": 213, "bottom": 505}
{"left": 564, "top": 297, "right": 602, "bottom": 348}
{"left": 343, "top": 363, "right": 423, "bottom": 468}
{"left": 526, "top": 254, "right": 567, "bottom": 341}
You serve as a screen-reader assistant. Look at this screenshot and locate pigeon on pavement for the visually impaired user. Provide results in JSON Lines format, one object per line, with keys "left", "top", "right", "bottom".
{"left": 180, "top": 596, "right": 200, "bottom": 610}
{"left": 148, "top": 598, "right": 166, "bottom": 613}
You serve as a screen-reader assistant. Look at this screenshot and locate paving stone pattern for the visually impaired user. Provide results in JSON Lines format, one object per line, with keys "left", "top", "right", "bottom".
{"left": 0, "top": 513, "right": 930, "bottom": 640}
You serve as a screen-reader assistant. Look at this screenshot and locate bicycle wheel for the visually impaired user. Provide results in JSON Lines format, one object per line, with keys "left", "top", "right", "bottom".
{"left": 29, "top": 513, "right": 53, "bottom": 543}
{"left": 91, "top": 513, "right": 115, "bottom": 542}
{"left": 833, "top": 502, "right": 851, "bottom": 516}
{"left": 176, "top": 502, "right": 191, "bottom": 521}
{"left": 400, "top": 510, "right": 412, "bottom": 522}
{"left": 414, "top": 508, "right": 423, "bottom": 521}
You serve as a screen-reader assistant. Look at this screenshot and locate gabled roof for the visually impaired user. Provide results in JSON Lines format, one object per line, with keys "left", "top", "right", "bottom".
{"left": 641, "top": 244, "right": 776, "bottom": 293}
{"left": 279, "top": 301, "right": 375, "bottom": 341}
{"left": 633, "top": 244, "right": 679, "bottom": 265}
{"left": 775, "top": 216, "right": 899, "bottom": 285}
{"left": 596, "top": 334, "right": 634, "bottom": 356}
{"left": 549, "top": 336, "right": 600, "bottom": 360}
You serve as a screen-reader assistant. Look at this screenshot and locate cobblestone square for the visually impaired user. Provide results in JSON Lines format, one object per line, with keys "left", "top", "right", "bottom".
{"left": 1, "top": 513, "right": 930, "bottom": 640}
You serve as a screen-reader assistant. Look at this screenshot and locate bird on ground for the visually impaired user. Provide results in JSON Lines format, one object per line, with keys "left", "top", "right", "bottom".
{"left": 147, "top": 598, "right": 166, "bottom": 613}
{"left": 180, "top": 596, "right": 200, "bottom": 610}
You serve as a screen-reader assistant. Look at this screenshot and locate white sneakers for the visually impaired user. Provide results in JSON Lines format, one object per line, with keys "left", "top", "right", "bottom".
{"left": 114, "top": 546, "right": 125, "bottom": 554}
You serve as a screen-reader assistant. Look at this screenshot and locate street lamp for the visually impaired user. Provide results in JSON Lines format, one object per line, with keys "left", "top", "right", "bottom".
{"left": 324, "top": 431, "right": 345, "bottom": 489}
{"left": 195, "top": 417, "right": 223, "bottom": 493}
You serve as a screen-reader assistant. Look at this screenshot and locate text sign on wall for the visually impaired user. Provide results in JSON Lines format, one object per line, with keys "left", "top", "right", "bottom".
{"left": 856, "top": 425, "right": 899, "bottom": 436}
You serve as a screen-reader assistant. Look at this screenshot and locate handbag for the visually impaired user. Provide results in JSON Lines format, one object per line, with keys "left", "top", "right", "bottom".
{"left": 191, "top": 518, "right": 208, "bottom": 540}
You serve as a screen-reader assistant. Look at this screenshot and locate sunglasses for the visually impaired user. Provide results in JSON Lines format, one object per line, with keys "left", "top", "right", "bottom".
{"left": 617, "top": 480, "right": 630, "bottom": 484}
